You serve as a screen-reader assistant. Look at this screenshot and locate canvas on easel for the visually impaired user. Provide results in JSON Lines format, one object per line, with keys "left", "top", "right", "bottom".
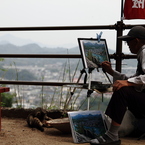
{"left": 77, "top": 38, "right": 112, "bottom": 110}
{"left": 78, "top": 38, "right": 110, "bottom": 69}
{"left": 68, "top": 110, "right": 107, "bottom": 143}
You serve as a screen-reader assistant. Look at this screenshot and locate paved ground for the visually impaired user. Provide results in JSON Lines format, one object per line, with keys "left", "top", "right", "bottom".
{"left": 0, "top": 118, "right": 145, "bottom": 145}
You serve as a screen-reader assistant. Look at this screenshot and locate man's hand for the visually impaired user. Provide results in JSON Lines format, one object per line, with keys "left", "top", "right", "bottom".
{"left": 113, "top": 80, "right": 136, "bottom": 92}
{"left": 101, "top": 61, "right": 114, "bottom": 76}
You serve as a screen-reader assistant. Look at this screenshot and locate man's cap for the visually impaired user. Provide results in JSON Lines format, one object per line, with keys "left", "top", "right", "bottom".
{"left": 118, "top": 26, "right": 145, "bottom": 41}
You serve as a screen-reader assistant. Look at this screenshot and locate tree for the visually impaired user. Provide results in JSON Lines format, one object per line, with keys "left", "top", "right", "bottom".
{"left": 1, "top": 93, "right": 14, "bottom": 107}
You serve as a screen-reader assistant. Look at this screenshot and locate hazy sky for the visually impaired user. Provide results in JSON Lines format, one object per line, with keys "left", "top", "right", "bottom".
{"left": 1, "top": 0, "right": 145, "bottom": 52}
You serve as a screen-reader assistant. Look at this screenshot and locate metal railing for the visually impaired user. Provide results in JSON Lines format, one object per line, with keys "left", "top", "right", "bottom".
{"left": 0, "top": 21, "right": 141, "bottom": 86}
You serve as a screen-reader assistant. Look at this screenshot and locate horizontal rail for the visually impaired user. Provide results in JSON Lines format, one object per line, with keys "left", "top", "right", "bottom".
{"left": 109, "top": 54, "right": 137, "bottom": 59}
{"left": 0, "top": 23, "right": 138, "bottom": 88}
{"left": 0, "top": 54, "right": 137, "bottom": 59}
{"left": 121, "top": 54, "right": 137, "bottom": 59}
{"left": 0, "top": 54, "right": 82, "bottom": 58}
{"left": 0, "top": 25, "right": 116, "bottom": 31}
{"left": 0, "top": 81, "right": 84, "bottom": 86}
{"left": 0, "top": 24, "right": 144, "bottom": 31}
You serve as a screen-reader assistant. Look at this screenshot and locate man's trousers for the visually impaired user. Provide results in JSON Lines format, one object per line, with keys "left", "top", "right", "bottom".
{"left": 105, "top": 86, "right": 145, "bottom": 124}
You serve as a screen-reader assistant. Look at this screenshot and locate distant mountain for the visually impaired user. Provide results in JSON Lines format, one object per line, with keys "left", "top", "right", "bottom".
{"left": 0, "top": 34, "right": 34, "bottom": 46}
{"left": 0, "top": 34, "right": 116, "bottom": 54}
{"left": 0, "top": 34, "right": 53, "bottom": 47}
{"left": 0, "top": 42, "right": 137, "bottom": 68}
{"left": 0, "top": 43, "right": 80, "bottom": 54}
{"left": 0, "top": 43, "right": 82, "bottom": 67}
{"left": 0, "top": 34, "right": 116, "bottom": 52}
{"left": 0, "top": 41, "right": 116, "bottom": 54}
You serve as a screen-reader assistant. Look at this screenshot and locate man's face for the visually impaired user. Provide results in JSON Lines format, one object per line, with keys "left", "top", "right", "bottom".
{"left": 126, "top": 38, "right": 139, "bottom": 54}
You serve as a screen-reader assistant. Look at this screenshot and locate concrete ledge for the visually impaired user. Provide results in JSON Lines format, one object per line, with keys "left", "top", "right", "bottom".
{"left": 2, "top": 108, "right": 64, "bottom": 119}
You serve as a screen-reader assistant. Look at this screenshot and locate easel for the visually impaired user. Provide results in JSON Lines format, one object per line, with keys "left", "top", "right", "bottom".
{"left": 86, "top": 68, "right": 94, "bottom": 110}
{"left": 85, "top": 32, "right": 112, "bottom": 110}
{"left": 86, "top": 67, "right": 112, "bottom": 110}
{"left": 63, "top": 65, "right": 112, "bottom": 112}
{"left": 65, "top": 32, "right": 113, "bottom": 111}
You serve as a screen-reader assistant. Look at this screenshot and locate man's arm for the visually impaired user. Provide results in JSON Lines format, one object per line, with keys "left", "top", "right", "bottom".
{"left": 101, "top": 61, "right": 128, "bottom": 82}
{"left": 113, "top": 80, "right": 138, "bottom": 92}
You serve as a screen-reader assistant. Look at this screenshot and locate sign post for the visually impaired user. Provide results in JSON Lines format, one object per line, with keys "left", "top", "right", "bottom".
{"left": 0, "top": 87, "right": 10, "bottom": 131}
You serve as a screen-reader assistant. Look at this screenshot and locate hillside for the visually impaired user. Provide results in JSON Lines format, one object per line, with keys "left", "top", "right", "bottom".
{"left": 0, "top": 43, "right": 80, "bottom": 54}
{"left": 0, "top": 43, "right": 137, "bottom": 81}
{"left": 0, "top": 43, "right": 136, "bottom": 67}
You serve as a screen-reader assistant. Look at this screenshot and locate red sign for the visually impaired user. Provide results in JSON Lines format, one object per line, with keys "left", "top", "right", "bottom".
{"left": 124, "top": 0, "right": 145, "bottom": 19}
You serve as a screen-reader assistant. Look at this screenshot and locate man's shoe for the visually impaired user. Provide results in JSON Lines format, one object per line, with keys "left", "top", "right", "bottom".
{"left": 90, "top": 134, "right": 121, "bottom": 145}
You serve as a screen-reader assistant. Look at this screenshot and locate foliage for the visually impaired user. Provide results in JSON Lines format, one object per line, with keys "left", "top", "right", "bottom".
{"left": 1, "top": 69, "right": 37, "bottom": 81}
{"left": 1, "top": 93, "right": 14, "bottom": 107}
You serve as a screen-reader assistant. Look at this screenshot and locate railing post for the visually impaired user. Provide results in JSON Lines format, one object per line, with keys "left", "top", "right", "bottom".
{"left": 0, "top": 87, "right": 10, "bottom": 131}
{"left": 115, "top": 21, "right": 124, "bottom": 72}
